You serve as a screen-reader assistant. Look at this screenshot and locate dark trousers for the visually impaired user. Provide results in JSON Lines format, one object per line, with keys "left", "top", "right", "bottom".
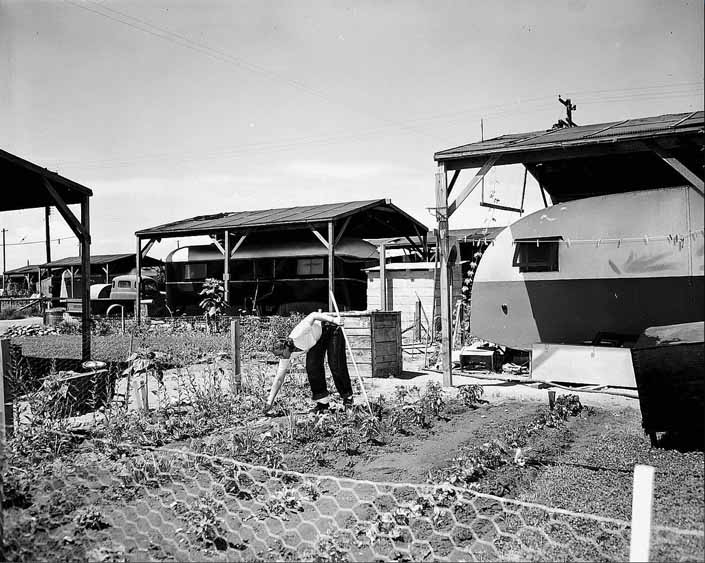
{"left": 306, "top": 323, "right": 353, "bottom": 401}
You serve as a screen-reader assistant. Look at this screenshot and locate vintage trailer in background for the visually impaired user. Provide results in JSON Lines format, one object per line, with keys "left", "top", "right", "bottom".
{"left": 470, "top": 186, "right": 704, "bottom": 386}
{"left": 165, "top": 238, "right": 378, "bottom": 315}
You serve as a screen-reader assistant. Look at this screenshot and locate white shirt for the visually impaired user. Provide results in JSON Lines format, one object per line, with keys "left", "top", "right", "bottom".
{"left": 289, "top": 312, "right": 325, "bottom": 352}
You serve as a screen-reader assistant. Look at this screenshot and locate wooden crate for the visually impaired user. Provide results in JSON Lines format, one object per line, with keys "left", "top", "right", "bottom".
{"left": 338, "top": 311, "right": 402, "bottom": 378}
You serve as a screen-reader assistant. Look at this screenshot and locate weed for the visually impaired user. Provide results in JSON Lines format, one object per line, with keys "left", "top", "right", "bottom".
{"left": 419, "top": 381, "right": 446, "bottom": 417}
{"left": 174, "top": 494, "right": 228, "bottom": 550}
{"left": 262, "top": 488, "right": 304, "bottom": 519}
{"left": 457, "top": 384, "right": 485, "bottom": 408}
{"left": 73, "top": 507, "right": 110, "bottom": 530}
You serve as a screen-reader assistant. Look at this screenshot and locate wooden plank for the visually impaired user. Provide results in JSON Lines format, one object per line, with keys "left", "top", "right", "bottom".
{"left": 346, "top": 336, "right": 372, "bottom": 348}
{"left": 0, "top": 338, "right": 13, "bottom": 438}
{"left": 446, "top": 169, "right": 460, "bottom": 196}
{"left": 651, "top": 145, "right": 704, "bottom": 194}
{"left": 341, "top": 327, "right": 371, "bottom": 337}
{"left": 480, "top": 201, "right": 523, "bottom": 213}
{"left": 341, "top": 316, "right": 371, "bottom": 329}
{"left": 310, "top": 226, "right": 329, "bottom": 249}
{"left": 447, "top": 156, "right": 499, "bottom": 217}
{"left": 80, "top": 197, "right": 91, "bottom": 361}
{"left": 346, "top": 349, "right": 372, "bottom": 363}
{"left": 379, "top": 243, "right": 387, "bottom": 310}
{"left": 334, "top": 216, "right": 351, "bottom": 246}
{"left": 42, "top": 177, "right": 86, "bottom": 239}
{"left": 328, "top": 221, "right": 334, "bottom": 312}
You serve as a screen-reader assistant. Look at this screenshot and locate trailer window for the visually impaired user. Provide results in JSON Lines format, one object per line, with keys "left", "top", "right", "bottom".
{"left": 117, "top": 280, "right": 132, "bottom": 289}
{"left": 297, "top": 258, "right": 324, "bottom": 276}
{"left": 184, "top": 263, "right": 207, "bottom": 280}
{"left": 512, "top": 238, "right": 561, "bottom": 272}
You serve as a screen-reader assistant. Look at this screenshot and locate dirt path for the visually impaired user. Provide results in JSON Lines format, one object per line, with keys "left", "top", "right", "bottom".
{"left": 351, "top": 399, "right": 541, "bottom": 484}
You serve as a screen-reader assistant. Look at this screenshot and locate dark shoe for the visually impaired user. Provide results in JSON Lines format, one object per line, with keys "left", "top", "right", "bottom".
{"left": 342, "top": 396, "right": 355, "bottom": 409}
{"left": 310, "top": 402, "right": 330, "bottom": 415}
{"left": 262, "top": 404, "right": 276, "bottom": 417}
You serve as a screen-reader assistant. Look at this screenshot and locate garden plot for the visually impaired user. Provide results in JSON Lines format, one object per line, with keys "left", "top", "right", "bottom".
{"left": 3, "top": 329, "right": 704, "bottom": 562}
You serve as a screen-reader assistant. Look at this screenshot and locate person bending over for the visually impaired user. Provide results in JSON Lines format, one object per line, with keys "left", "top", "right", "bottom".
{"left": 266, "top": 311, "right": 354, "bottom": 415}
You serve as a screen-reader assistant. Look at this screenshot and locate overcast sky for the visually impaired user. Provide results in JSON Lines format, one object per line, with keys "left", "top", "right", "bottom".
{"left": 1, "top": 0, "right": 702, "bottom": 269}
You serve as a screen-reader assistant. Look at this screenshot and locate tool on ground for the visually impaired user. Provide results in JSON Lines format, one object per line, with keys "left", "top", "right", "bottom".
{"left": 329, "top": 291, "right": 373, "bottom": 415}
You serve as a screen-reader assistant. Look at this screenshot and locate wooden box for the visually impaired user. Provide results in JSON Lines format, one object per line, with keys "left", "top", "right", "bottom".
{"left": 337, "top": 311, "right": 402, "bottom": 378}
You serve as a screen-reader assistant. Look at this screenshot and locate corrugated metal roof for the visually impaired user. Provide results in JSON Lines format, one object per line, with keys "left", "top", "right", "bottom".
{"left": 43, "top": 254, "right": 162, "bottom": 268}
{"left": 435, "top": 111, "right": 704, "bottom": 162}
{"left": 4, "top": 264, "right": 43, "bottom": 276}
{"left": 0, "top": 148, "right": 93, "bottom": 212}
{"left": 136, "top": 199, "right": 428, "bottom": 239}
{"left": 166, "top": 238, "right": 379, "bottom": 262}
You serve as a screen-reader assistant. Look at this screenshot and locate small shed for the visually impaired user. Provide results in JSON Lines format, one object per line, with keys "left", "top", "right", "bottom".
{"left": 366, "top": 262, "right": 463, "bottom": 334}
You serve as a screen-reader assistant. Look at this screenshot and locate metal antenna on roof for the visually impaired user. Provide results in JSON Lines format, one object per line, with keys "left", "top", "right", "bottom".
{"left": 554, "top": 95, "right": 578, "bottom": 128}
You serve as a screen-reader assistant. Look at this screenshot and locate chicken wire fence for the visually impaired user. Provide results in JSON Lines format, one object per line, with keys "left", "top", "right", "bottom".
{"left": 2, "top": 431, "right": 704, "bottom": 562}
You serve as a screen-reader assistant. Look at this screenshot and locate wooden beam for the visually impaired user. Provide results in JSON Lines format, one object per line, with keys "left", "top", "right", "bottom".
{"left": 650, "top": 144, "right": 704, "bottom": 195}
{"left": 480, "top": 201, "right": 524, "bottom": 213}
{"left": 379, "top": 243, "right": 387, "bottom": 310}
{"left": 435, "top": 164, "right": 452, "bottom": 387}
{"left": 328, "top": 221, "right": 335, "bottom": 311}
{"left": 140, "top": 238, "right": 157, "bottom": 257}
{"left": 80, "top": 197, "right": 91, "bottom": 361}
{"left": 519, "top": 166, "right": 528, "bottom": 215}
{"left": 446, "top": 169, "right": 460, "bottom": 195}
{"left": 42, "top": 178, "right": 87, "bottom": 241}
{"left": 210, "top": 236, "right": 226, "bottom": 255}
{"left": 447, "top": 156, "right": 499, "bottom": 217}
{"left": 310, "top": 226, "right": 330, "bottom": 249}
{"left": 334, "top": 216, "right": 352, "bottom": 247}
{"left": 231, "top": 233, "right": 248, "bottom": 257}
{"left": 135, "top": 236, "right": 142, "bottom": 326}
{"left": 539, "top": 182, "right": 549, "bottom": 208}
{"left": 224, "top": 231, "right": 231, "bottom": 305}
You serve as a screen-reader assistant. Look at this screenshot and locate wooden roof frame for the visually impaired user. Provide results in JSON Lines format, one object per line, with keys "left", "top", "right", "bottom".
{"left": 1, "top": 148, "right": 93, "bottom": 361}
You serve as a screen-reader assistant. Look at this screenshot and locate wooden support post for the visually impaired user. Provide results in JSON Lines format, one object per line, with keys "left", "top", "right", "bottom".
{"left": 435, "top": 164, "right": 452, "bottom": 386}
{"left": 539, "top": 182, "right": 549, "bottom": 208}
{"left": 379, "top": 243, "right": 387, "bottom": 310}
{"left": 328, "top": 221, "right": 335, "bottom": 312}
{"left": 44, "top": 206, "right": 52, "bottom": 266}
{"left": 224, "top": 231, "right": 231, "bottom": 306}
{"left": 135, "top": 236, "right": 142, "bottom": 325}
{"left": 630, "top": 464, "right": 655, "bottom": 562}
{"left": 231, "top": 319, "right": 242, "bottom": 392}
{"left": 1, "top": 338, "right": 13, "bottom": 439}
{"left": 80, "top": 197, "right": 91, "bottom": 361}
{"left": 414, "top": 299, "right": 422, "bottom": 342}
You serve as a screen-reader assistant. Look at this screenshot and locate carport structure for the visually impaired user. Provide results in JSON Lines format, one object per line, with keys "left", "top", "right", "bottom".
{"left": 0, "top": 148, "right": 93, "bottom": 359}
{"left": 432, "top": 110, "right": 704, "bottom": 385}
{"left": 134, "top": 199, "right": 428, "bottom": 323}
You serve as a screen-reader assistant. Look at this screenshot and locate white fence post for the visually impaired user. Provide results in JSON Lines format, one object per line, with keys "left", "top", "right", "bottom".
{"left": 630, "top": 464, "right": 655, "bottom": 562}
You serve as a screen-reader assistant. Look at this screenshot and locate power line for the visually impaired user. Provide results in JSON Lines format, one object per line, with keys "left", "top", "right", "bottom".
{"left": 63, "top": 0, "right": 443, "bottom": 144}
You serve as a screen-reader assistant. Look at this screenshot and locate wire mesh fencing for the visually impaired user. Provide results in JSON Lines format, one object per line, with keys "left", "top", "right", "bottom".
{"left": 3, "top": 431, "right": 703, "bottom": 562}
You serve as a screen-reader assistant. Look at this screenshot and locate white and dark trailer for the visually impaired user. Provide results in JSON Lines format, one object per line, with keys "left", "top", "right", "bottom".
{"left": 433, "top": 111, "right": 704, "bottom": 387}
